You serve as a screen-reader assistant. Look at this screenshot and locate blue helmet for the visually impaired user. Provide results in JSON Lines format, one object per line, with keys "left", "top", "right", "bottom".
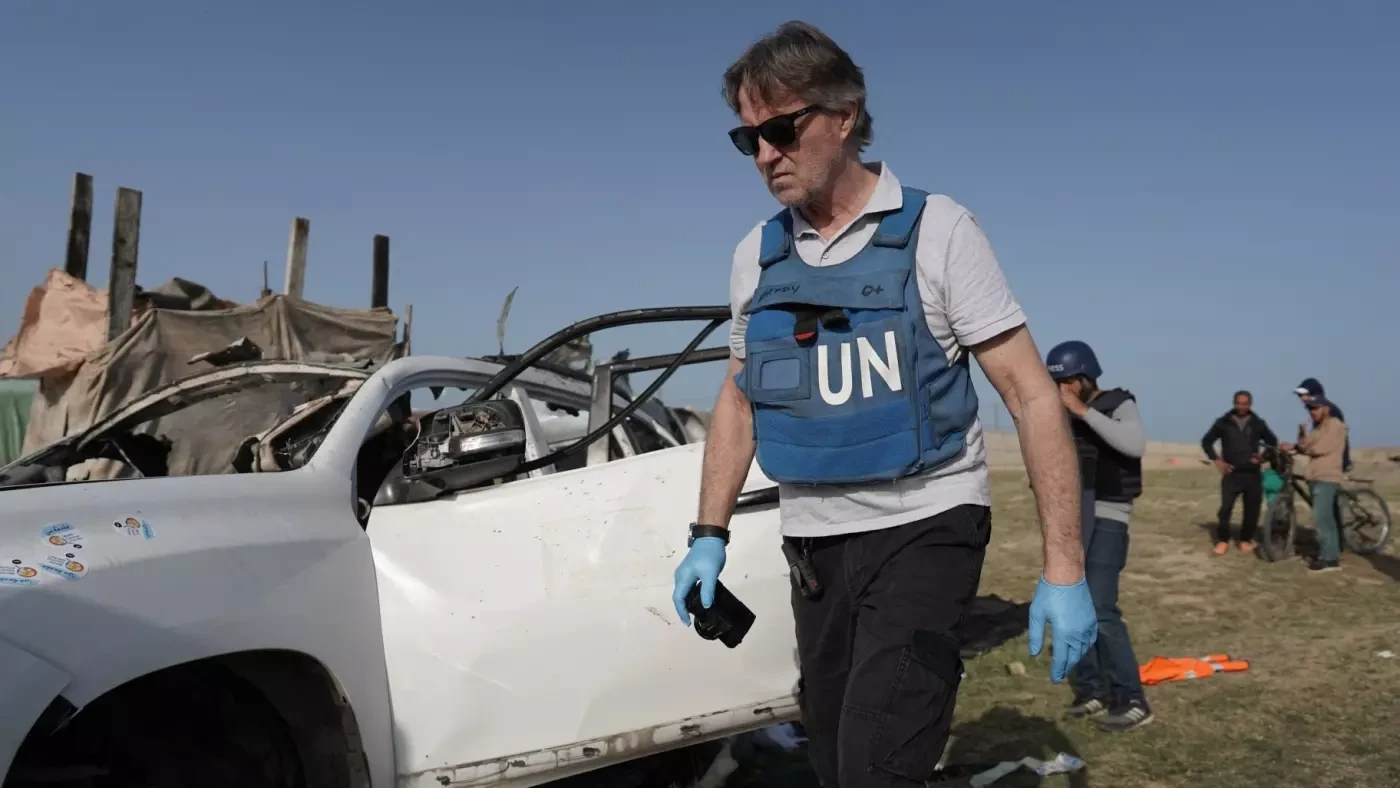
{"left": 1046, "top": 340, "right": 1102, "bottom": 381}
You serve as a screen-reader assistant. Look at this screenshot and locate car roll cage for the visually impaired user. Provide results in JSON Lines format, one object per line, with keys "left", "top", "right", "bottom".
{"left": 466, "top": 305, "right": 777, "bottom": 510}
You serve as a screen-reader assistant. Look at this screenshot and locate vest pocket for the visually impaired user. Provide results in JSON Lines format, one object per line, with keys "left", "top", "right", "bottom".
{"left": 741, "top": 347, "right": 811, "bottom": 404}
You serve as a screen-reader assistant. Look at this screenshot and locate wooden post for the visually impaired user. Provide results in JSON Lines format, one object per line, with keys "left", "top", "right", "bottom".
{"left": 371, "top": 234, "right": 390, "bottom": 308}
{"left": 65, "top": 172, "right": 94, "bottom": 281}
{"left": 403, "top": 303, "right": 413, "bottom": 356}
{"left": 284, "top": 217, "right": 310, "bottom": 299}
{"left": 107, "top": 187, "right": 142, "bottom": 341}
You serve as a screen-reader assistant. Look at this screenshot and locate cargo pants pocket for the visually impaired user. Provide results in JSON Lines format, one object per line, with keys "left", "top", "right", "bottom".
{"left": 840, "top": 629, "right": 964, "bottom": 784}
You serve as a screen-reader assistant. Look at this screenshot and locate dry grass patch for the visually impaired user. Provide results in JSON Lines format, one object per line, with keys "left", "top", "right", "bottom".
{"left": 946, "top": 469, "right": 1400, "bottom": 787}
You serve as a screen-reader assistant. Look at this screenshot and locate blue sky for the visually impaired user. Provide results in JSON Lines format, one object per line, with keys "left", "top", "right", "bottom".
{"left": 2, "top": 1, "right": 1396, "bottom": 445}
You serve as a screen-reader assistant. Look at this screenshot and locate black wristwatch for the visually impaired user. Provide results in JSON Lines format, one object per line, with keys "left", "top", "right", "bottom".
{"left": 688, "top": 523, "right": 730, "bottom": 547}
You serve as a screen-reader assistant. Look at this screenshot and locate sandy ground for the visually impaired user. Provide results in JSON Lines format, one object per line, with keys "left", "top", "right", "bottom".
{"left": 982, "top": 429, "right": 1207, "bottom": 471}
{"left": 982, "top": 428, "right": 1400, "bottom": 483}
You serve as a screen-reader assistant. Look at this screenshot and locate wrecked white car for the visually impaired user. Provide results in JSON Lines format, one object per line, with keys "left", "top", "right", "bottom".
{"left": 0, "top": 306, "right": 796, "bottom": 788}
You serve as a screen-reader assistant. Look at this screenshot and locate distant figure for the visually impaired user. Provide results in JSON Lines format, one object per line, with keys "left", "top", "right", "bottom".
{"left": 1282, "top": 397, "right": 1349, "bottom": 572}
{"left": 1293, "top": 378, "right": 1351, "bottom": 473}
{"left": 1046, "top": 341, "right": 1154, "bottom": 733}
{"left": 1201, "top": 391, "right": 1279, "bottom": 556}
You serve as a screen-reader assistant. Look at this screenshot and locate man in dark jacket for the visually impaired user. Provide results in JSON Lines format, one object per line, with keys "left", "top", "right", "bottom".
{"left": 1201, "top": 391, "right": 1279, "bottom": 555}
{"left": 1294, "top": 378, "right": 1350, "bottom": 473}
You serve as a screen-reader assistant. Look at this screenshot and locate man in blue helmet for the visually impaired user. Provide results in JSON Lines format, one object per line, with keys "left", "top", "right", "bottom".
{"left": 671, "top": 22, "right": 1097, "bottom": 787}
{"left": 1045, "top": 340, "right": 1154, "bottom": 733}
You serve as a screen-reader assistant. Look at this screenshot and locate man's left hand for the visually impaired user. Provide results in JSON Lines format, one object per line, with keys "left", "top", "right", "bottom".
{"left": 1058, "top": 387, "right": 1088, "bottom": 418}
{"left": 1028, "top": 576, "right": 1098, "bottom": 683}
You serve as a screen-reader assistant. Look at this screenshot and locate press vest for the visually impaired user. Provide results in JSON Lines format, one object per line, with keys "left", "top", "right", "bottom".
{"left": 1070, "top": 421, "right": 1098, "bottom": 491}
{"left": 733, "top": 186, "right": 980, "bottom": 485}
{"left": 1085, "top": 388, "right": 1142, "bottom": 502}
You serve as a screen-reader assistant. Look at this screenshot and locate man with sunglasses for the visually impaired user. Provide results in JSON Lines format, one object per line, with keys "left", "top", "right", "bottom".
{"left": 671, "top": 21, "right": 1095, "bottom": 788}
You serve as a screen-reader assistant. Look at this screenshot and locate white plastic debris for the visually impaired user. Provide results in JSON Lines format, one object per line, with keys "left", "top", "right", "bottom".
{"left": 693, "top": 739, "right": 739, "bottom": 788}
{"left": 968, "top": 752, "right": 1086, "bottom": 787}
{"left": 755, "top": 722, "right": 807, "bottom": 751}
{"left": 1378, "top": 650, "right": 1396, "bottom": 659}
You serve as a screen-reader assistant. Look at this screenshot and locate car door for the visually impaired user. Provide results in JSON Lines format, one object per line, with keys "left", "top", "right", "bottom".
{"left": 329, "top": 362, "right": 796, "bottom": 787}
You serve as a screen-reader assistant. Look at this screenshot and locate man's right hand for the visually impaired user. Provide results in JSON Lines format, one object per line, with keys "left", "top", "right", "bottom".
{"left": 672, "top": 537, "right": 727, "bottom": 625}
{"left": 1214, "top": 459, "right": 1232, "bottom": 475}
{"left": 680, "top": 354, "right": 752, "bottom": 626}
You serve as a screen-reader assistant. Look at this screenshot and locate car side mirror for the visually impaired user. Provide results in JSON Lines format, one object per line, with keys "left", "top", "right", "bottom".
{"left": 376, "top": 400, "right": 529, "bottom": 505}
{"left": 444, "top": 427, "right": 526, "bottom": 462}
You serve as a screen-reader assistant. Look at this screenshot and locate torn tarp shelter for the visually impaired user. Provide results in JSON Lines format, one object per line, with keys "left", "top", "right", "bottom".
{"left": 2, "top": 269, "right": 399, "bottom": 478}
{"left": 21, "top": 297, "right": 399, "bottom": 477}
{"left": 0, "top": 269, "right": 241, "bottom": 380}
{"left": 0, "top": 269, "right": 110, "bottom": 380}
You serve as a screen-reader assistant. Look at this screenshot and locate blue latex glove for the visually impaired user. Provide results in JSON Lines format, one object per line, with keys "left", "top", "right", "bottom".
{"left": 1028, "top": 576, "right": 1098, "bottom": 683}
{"left": 672, "top": 536, "right": 727, "bottom": 625}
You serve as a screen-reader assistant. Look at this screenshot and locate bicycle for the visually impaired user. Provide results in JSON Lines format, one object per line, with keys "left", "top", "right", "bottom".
{"left": 1256, "top": 446, "right": 1392, "bottom": 563}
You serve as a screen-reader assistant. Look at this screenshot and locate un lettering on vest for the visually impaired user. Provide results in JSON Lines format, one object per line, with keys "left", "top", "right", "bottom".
{"left": 816, "top": 330, "right": 903, "bottom": 405}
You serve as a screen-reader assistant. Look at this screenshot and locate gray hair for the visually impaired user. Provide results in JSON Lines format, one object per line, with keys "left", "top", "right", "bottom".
{"left": 722, "top": 21, "right": 874, "bottom": 151}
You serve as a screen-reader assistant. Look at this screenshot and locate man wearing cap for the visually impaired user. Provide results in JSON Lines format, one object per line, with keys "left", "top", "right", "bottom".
{"left": 1045, "top": 340, "right": 1154, "bottom": 733}
{"left": 1294, "top": 378, "right": 1350, "bottom": 473}
{"left": 671, "top": 21, "right": 1097, "bottom": 787}
{"left": 1282, "top": 396, "right": 1349, "bottom": 572}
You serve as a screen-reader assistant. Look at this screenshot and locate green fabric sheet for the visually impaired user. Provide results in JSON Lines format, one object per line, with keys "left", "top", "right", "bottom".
{"left": 0, "top": 378, "right": 38, "bottom": 465}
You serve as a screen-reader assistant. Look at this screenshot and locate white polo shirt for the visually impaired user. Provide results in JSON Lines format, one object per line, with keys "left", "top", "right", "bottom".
{"left": 729, "top": 163, "right": 1027, "bottom": 537}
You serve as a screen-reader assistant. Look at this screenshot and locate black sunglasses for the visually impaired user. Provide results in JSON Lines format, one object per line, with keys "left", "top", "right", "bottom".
{"left": 728, "top": 105, "right": 818, "bottom": 156}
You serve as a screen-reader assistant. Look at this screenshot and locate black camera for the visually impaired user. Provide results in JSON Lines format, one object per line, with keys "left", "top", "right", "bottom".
{"left": 684, "top": 580, "right": 755, "bottom": 649}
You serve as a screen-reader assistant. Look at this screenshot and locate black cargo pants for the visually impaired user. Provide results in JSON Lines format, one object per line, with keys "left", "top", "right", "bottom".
{"left": 786, "top": 504, "right": 991, "bottom": 787}
{"left": 1217, "top": 469, "right": 1263, "bottom": 544}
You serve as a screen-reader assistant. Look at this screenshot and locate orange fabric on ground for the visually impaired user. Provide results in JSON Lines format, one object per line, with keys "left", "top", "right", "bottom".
{"left": 1139, "top": 654, "right": 1249, "bottom": 685}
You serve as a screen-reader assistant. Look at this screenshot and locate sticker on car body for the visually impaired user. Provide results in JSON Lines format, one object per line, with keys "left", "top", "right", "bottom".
{"left": 115, "top": 516, "right": 156, "bottom": 540}
{"left": 39, "top": 523, "right": 89, "bottom": 581}
{"left": 42, "top": 523, "right": 84, "bottom": 548}
{"left": 0, "top": 557, "right": 41, "bottom": 587}
{"left": 39, "top": 552, "right": 88, "bottom": 581}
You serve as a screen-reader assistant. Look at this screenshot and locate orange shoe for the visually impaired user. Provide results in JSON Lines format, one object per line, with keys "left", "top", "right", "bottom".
{"left": 1212, "top": 542, "right": 1230, "bottom": 556}
{"left": 1238, "top": 541, "right": 1256, "bottom": 554}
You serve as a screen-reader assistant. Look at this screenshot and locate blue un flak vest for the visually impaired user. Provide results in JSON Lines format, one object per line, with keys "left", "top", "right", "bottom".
{"left": 733, "top": 186, "right": 980, "bottom": 485}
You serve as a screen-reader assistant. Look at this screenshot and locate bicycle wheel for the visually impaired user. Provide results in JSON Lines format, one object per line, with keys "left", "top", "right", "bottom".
{"left": 1258, "top": 491, "right": 1297, "bottom": 562}
{"left": 1339, "top": 488, "right": 1392, "bottom": 555}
